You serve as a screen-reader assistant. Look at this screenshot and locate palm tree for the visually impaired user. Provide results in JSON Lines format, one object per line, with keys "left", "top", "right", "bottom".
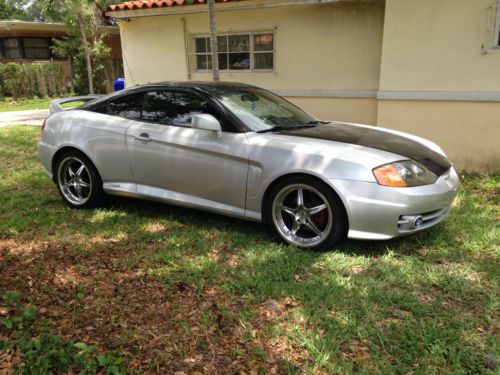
{"left": 207, "top": 0, "right": 219, "bottom": 81}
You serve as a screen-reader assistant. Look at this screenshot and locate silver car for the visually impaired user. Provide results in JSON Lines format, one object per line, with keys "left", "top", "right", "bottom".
{"left": 39, "top": 82, "right": 459, "bottom": 251}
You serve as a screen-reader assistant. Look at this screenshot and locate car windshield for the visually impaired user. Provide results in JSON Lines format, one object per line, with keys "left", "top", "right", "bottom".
{"left": 212, "top": 87, "right": 316, "bottom": 131}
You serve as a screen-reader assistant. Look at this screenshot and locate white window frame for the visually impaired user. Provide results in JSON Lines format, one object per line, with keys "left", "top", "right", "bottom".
{"left": 188, "top": 31, "right": 275, "bottom": 73}
{"left": 495, "top": 0, "right": 500, "bottom": 47}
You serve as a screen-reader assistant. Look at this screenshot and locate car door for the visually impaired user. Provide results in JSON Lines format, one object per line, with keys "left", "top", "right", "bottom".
{"left": 78, "top": 91, "right": 144, "bottom": 191}
{"left": 125, "top": 89, "right": 250, "bottom": 216}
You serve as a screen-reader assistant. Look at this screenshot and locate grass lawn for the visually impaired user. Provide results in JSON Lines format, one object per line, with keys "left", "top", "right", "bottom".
{"left": 0, "top": 125, "right": 498, "bottom": 374}
{"left": 0, "top": 97, "right": 52, "bottom": 112}
{"left": 0, "top": 97, "right": 85, "bottom": 112}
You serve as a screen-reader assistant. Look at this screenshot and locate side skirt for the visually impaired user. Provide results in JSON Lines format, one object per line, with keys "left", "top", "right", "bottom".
{"left": 103, "top": 182, "right": 262, "bottom": 222}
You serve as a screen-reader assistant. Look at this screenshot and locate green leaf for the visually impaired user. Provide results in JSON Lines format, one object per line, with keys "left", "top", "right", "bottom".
{"left": 3, "top": 319, "right": 13, "bottom": 329}
{"left": 74, "top": 342, "right": 89, "bottom": 351}
{"left": 22, "top": 305, "right": 37, "bottom": 322}
{"left": 97, "top": 354, "right": 108, "bottom": 366}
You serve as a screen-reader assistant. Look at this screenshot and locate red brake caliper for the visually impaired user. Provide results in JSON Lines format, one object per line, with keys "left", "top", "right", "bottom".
{"left": 312, "top": 210, "right": 327, "bottom": 226}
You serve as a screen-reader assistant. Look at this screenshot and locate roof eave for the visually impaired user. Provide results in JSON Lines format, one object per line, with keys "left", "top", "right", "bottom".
{"left": 105, "top": 0, "right": 343, "bottom": 18}
{"left": 0, "top": 20, "right": 120, "bottom": 35}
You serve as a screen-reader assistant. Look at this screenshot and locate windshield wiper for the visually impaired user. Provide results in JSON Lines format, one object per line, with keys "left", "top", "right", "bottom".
{"left": 256, "top": 124, "right": 319, "bottom": 134}
{"left": 256, "top": 120, "right": 330, "bottom": 134}
{"left": 306, "top": 120, "right": 330, "bottom": 125}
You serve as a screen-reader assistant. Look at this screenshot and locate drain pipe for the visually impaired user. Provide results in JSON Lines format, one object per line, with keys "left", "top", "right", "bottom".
{"left": 182, "top": 17, "right": 191, "bottom": 81}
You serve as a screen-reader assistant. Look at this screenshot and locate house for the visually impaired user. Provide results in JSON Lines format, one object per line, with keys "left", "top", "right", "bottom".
{"left": 105, "top": 0, "right": 500, "bottom": 172}
{"left": 0, "top": 20, "right": 123, "bottom": 90}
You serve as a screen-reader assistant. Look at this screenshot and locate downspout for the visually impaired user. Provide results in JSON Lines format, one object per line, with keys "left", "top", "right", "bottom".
{"left": 181, "top": 18, "right": 191, "bottom": 80}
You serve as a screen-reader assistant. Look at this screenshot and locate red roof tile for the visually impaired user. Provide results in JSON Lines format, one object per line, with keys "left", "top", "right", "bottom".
{"left": 107, "top": 0, "right": 243, "bottom": 13}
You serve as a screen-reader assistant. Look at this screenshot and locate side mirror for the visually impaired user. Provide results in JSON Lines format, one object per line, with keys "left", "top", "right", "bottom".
{"left": 191, "top": 114, "right": 222, "bottom": 136}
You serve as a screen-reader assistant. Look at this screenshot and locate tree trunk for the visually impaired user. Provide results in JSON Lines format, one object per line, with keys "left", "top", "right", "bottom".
{"left": 207, "top": 0, "right": 219, "bottom": 81}
{"left": 78, "top": 14, "right": 94, "bottom": 94}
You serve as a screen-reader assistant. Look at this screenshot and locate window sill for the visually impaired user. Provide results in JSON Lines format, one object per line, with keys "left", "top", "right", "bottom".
{"left": 483, "top": 47, "right": 500, "bottom": 54}
{"left": 193, "top": 70, "right": 276, "bottom": 74}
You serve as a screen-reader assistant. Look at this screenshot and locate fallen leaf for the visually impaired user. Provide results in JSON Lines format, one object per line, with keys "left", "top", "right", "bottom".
{"left": 264, "top": 299, "right": 281, "bottom": 313}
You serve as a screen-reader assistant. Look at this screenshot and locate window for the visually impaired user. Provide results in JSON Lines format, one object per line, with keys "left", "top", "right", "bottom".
{"left": 142, "top": 90, "right": 211, "bottom": 126}
{"left": 0, "top": 37, "right": 54, "bottom": 60}
{"left": 192, "top": 32, "right": 274, "bottom": 71}
{"left": 108, "top": 93, "right": 144, "bottom": 120}
{"left": 2, "top": 38, "right": 21, "bottom": 59}
{"left": 211, "top": 87, "right": 315, "bottom": 132}
{"left": 23, "top": 38, "right": 51, "bottom": 59}
{"left": 106, "top": 90, "right": 217, "bottom": 127}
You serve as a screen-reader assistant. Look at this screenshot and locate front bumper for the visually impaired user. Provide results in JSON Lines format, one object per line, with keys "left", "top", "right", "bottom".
{"left": 329, "top": 167, "right": 460, "bottom": 240}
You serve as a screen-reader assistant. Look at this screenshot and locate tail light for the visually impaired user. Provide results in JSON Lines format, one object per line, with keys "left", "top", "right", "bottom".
{"left": 41, "top": 119, "right": 47, "bottom": 132}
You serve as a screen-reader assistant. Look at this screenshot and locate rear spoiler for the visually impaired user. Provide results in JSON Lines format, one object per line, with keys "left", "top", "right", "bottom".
{"left": 50, "top": 95, "right": 102, "bottom": 114}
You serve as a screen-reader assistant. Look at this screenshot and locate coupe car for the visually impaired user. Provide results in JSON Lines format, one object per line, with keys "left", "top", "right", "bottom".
{"left": 39, "top": 82, "right": 459, "bottom": 251}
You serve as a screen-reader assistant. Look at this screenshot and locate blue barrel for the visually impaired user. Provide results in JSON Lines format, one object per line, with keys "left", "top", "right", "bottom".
{"left": 113, "top": 78, "right": 125, "bottom": 91}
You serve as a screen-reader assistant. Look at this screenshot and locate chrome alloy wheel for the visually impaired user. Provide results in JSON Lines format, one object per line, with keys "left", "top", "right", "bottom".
{"left": 272, "top": 184, "right": 333, "bottom": 247}
{"left": 57, "top": 156, "right": 92, "bottom": 205}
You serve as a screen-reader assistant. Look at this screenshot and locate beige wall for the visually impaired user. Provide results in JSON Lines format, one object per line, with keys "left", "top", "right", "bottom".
{"left": 287, "top": 97, "right": 378, "bottom": 124}
{"left": 379, "top": 0, "right": 500, "bottom": 92}
{"left": 377, "top": 0, "right": 500, "bottom": 172}
{"left": 119, "top": 1, "right": 385, "bottom": 92}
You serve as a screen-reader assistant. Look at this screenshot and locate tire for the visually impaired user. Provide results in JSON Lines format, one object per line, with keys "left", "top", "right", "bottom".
{"left": 265, "top": 176, "right": 348, "bottom": 251}
{"left": 55, "top": 150, "right": 103, "bottom": 208}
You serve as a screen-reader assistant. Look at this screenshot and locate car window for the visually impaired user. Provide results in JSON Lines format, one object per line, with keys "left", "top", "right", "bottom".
{"left": 141, "top": 90, "right": 211, "bottom": 127}
{"left": 211, "top": 87, "right": 315, "bottom": 132}
{"left": 88, "top": 101, "right": 108, "bottom": 114}
{"left": 108, "top": 92, "right": 144, "bottom": 120}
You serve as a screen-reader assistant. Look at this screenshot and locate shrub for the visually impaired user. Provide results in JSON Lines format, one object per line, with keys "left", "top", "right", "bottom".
{"left": 0, "top": 62, "right": 67, "bottom": 98}
{"left": 2, "top": 63, "right": 25, "bottom": 98}
{"left": 0, "top": 63, "right": 4, "bottom": 98}
{"left": 24, "top": 63, "right": 37, "bottom": 99}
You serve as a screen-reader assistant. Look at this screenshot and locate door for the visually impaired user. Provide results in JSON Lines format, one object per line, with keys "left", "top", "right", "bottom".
{"left": 125, "top": 89, "right": 250, "bottom": 215}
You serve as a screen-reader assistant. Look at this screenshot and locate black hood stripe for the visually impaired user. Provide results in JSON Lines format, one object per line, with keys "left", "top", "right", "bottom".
{"left": 278, "top": 123, "right": 451, "bottom": 176}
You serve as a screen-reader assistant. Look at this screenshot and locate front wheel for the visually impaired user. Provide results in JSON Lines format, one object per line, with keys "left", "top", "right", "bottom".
{"left": 55, "top": 151, "right": 103, "bottom": 208}
{"left": 266, "top": 177, "right": 348, "bottom": 251}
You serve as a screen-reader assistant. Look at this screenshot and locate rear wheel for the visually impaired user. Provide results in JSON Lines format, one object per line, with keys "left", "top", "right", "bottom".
{"left": 55, "top": 151, "right": 103, "bottom": 208}
{"left": 266, "top": 176, "right": 348, "bottom": 251}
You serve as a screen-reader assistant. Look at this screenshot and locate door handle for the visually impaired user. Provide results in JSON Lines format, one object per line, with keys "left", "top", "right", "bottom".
{"left": 134, "top": 133, "right": 151, "bottom": 142}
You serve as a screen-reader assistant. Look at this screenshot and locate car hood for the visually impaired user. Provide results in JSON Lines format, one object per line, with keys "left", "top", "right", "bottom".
{"left": 277, "top": 122, "right": 452, "bottom": 176}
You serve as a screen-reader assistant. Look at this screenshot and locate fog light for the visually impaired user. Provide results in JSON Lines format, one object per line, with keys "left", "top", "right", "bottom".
{"left": 413, "top": 216, "right": 424, "bottom": 227}
{"left": 399, "top": 215, "right": 425, "bottom": 230}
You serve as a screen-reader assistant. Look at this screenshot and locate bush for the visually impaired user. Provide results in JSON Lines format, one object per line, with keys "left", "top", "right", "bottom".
{"left": 2, "top": 63, "right": 25, "bottom": 98}
{"left": 0, "top": 63, "right": 4, "bottom": 98}
{"left": 1, "top": 62, "right": 67, "bottom": 99}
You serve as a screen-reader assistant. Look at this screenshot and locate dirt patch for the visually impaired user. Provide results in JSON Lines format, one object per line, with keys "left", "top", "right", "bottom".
{"left": 0, "top": 239, "right": 307, "bottom": 374}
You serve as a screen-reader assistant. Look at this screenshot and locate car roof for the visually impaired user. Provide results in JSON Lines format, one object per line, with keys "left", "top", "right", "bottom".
{"left": 82, "top": 81, "right": 260, "bottom": 108}
{"left": 122, "top": 81, "right": 258, "bottom": 94}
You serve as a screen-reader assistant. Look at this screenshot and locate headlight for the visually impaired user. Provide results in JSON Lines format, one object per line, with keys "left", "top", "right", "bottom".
{"left": 372, "top": 160, "right": 437, "bottom": 187}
